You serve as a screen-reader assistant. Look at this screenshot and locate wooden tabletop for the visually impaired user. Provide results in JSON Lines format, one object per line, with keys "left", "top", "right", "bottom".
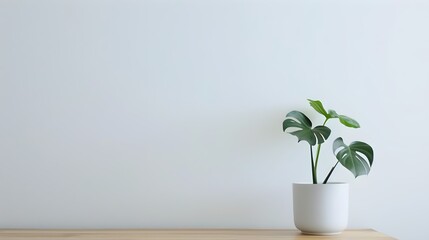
{"left": 0, "top": 229, "right": 396, "bottom": 239}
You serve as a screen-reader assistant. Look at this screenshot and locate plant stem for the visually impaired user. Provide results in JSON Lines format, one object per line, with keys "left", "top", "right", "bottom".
{"left": 323, "top": 161, "right": 339, "bottom": 184}
{"left": 314, "top": 118, "right": 329, "bottom": 180}
{"left": 310, "top": 145, "right": 317, "bottom": 184}
{"left": 314, "top": 144, "right": 322, "bottom": 171}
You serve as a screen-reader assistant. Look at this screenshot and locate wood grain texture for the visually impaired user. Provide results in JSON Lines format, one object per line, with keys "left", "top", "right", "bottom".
{"left": 0, "top": 229, "right": 396, "bottom": 240}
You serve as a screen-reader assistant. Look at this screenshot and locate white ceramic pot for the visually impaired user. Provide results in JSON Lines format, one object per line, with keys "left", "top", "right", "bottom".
{"left": 293, "top": 182, "right": 349, "bottom": 235}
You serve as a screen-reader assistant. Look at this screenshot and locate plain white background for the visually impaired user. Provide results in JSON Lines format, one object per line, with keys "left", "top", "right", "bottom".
{"left": 1, "top": 0, "right": 428, "bottom": 239}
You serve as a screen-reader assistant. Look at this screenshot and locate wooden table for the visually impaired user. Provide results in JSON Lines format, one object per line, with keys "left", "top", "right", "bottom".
{"left": 0, "top": 229, "right": 396, "bottom": 239}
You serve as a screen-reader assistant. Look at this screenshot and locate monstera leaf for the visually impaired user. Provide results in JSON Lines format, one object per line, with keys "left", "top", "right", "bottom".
{"left": 308, "top": 99, "right": 330, "bottom": 119}
{"left": 333, "top": 137, "right": 374, "bottom": 178}
{"left": 283, "top": 111, "right": 331, "bottom": 146}
{"left": 307, "top": 99, "right": 360, "bottom": 128}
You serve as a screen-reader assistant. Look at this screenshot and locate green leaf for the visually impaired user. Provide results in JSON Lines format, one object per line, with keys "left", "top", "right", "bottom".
{"left": 327, "top": 110, "right": 339, "bottom": 118}
{"left": 333, "top": 137, "right": 374, "bottom": 178}
{"left": 283, "top": 111, "right": 331, "bottom": 146}
{"left": 338, "top": 115, "right": 360, "bottom": 128}
{"left": 308, "top": 99, "right": 360, "bottom": 128}
{"left": 307, "top": 99, "right": 329, "bottom": 118}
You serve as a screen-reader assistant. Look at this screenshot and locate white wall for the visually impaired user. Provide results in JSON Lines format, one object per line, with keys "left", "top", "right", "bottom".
{"left": 1, "top": 0, "right": 428, "bottom": 239}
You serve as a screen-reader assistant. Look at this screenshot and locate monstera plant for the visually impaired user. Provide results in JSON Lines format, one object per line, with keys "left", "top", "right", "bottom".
{"left": 283, "top": 99, "right": 374, "bottom": 184}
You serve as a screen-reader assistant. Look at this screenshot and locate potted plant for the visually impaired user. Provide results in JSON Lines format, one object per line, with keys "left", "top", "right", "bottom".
{"left": 283, "top": 99, "right": 374, "bottom": 235}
